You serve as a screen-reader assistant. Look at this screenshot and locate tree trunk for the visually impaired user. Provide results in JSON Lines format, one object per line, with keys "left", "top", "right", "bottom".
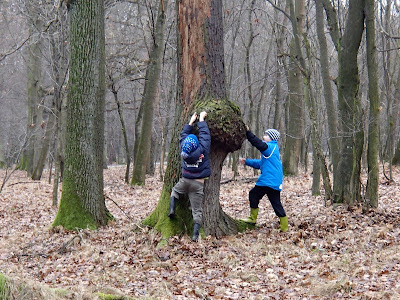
{"left": 365, "top": 0, "right": 379, "bottom": 208}
{"left": 333, "top": 0, "right": 365, "bottom": 204}
{"left": 315, "top": 0, "right": 340, "bottom": 171}
{"left": 392, "top": 70, "right": 400, "bottom": 166}
{"left": 31, "top": 105, "right": 56, "bottom": 180}
{"left": 131, "top": 0, "right": 168, "bottom": 185}
{"left": 282, "top": 0, "right": 305, "bottom": 176}
{"left": 0, "top": 136, "right": 5, "bottom": 168}
{"left": 19, "top": 4, "right": 43, "bottom": 176}
{"left": 111, "top": 85, "right": 131, "bottom": 183}
{"left": 272, "top": 1, "right": 289, "bottom": 145}
{"left": 53, "top": 0, "right": 110, "bottom": 230}
{"left": 144, "top": 0, "right": 246, "bottom": 241}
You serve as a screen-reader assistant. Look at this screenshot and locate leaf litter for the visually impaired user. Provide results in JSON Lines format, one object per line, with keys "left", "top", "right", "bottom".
{"left": 0, "top": 164, "right": 400, "bottom": 299}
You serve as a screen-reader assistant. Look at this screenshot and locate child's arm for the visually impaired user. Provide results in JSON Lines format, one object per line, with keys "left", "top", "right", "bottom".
{"left": 246, "top": 129, "right": 268, "bottom": 152}
{"left": 240, "top": 158, "right": 261, "bottom": 169}
{"left": 197, "top": 111, "right": 211, "bottom": 154}
{"left": 180, "top": 112, "right": 198, "bottom": 143}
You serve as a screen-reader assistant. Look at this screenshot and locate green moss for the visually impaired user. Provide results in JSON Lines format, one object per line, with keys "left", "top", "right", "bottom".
{"left": 0, "top": 273, "right": 11, "bottom": 299}
{"left": 96, "top": 292, "right": 134, "bottom": 300}
{"left": 16, "top": 155, "right": 28, "bottom": 171}
{"left": 143, "top": 187, "right": 195, "bottom": 246}
{"left": 52, "top": 180, "right": 97, "bottom": 230}
{"left": 235, "top": 219, "right": 256, "bottom": 232}
{"left": 192, "top": 98, "right": 246, "bottom": 153}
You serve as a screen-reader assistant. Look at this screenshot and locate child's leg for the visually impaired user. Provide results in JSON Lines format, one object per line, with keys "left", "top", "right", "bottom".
{"left": 242, "top": 186, "right": 267, "bottom": 224}
{"left": 265, "top": 187, "right": 286, "bottom": 217}
{"left": 187, "top": 180, "right": 204, "bottom": 226}
{"left": 249, "top": 185, "right": 267, "bottom": 208}
{"left": 171, "top": 177, "right": 187, "bottom": 199}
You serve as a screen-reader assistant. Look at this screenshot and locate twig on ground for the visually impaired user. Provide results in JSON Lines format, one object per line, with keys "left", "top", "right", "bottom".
{"left": 105, "top": 193, "right": 134, "bottom": 222}
{"left": 58, "top": 235, "right": 82, "bottom": 254}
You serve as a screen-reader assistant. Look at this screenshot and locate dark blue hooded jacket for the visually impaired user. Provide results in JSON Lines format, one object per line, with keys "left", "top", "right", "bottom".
{"left": 180, "top": 121, "right": 211, "bottom": 179}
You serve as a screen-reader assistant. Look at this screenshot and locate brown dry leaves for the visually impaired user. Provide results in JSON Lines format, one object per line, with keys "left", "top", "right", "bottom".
{"left": 1, "top": 165, "right": 400, "bottom": 299}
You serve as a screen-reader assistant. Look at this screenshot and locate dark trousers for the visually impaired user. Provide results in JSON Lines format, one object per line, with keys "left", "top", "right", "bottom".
{"left": 249, "top": 185, "right": 286, "bottom": 218}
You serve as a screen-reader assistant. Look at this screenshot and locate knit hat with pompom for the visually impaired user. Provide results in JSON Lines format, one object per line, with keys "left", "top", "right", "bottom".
{"left": 181, "top": 134, "right": 199, "bottom": 159}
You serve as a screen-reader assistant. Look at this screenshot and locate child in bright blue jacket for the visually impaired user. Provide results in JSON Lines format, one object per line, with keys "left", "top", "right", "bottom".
{"left": 240, "top": 127, "right": 288, "bottom": 232}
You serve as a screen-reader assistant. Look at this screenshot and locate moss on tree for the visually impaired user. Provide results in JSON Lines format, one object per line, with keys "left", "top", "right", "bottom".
{"left": 52, "top": 180, "right": 98, "bottom": 230}
{"left": 193, "top": 98, "right": 246, "bottom": 152}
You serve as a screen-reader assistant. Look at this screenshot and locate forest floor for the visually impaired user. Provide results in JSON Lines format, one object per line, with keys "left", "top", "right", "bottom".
{"left": 1, "top": 164, "right": 400, "bottom": 299}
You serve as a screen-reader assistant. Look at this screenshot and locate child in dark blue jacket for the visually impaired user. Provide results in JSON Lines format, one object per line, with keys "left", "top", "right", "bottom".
{"left": 168, "top": 111, "right": 211, "bottom": 241}
{"left": 240, "top": 127, "right": 288, "bottom": 232}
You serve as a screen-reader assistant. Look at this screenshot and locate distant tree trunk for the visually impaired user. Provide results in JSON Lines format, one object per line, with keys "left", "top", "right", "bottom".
{"left": 131, "top": 0, "right": 168, "bottom": 185}
{"left": 365, "top": 0, "right": 379, "bottom": 208}
{"left": 0, "top": 138, "right": 5, "bottom": 168}
{"left": 392, "top": 71, "right": 400, "bottom": 166}
{"left": 315, "top": 0, "right": 340, "bottom": 171}
{"left": 53, "top": 0, "right": 110, "bottom": 229}
{"left": 245, "top": 0, "right": 256, "bottom": 160}
{"left": 394, "top": 140, "right": 400, "bottom": 165}
{"left": 19, "top": 4, "right": 43, "bottom": 176}
{"left": 143, "top": 0, "right": 246, "bottom": 240}
{"left": 272, "top": 1, "right": 289, "bottom": 144}
{"left": 110, "top": 82, "right": 131, "bottom": 183}
{"left": 282, "top": 0, "right": 305, "bottom": 176}
{"left": 381, "top": 0, "right": 393, "bottom": 180}
{"left": 333, "top": 0, "right": 365, "bottom": 205}
{"left": 31, "top": 104, "right": 56, "bottom": 180}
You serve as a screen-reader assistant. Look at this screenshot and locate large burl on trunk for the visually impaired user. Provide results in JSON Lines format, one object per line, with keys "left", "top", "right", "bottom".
{"left": 195, "top": 98, "right": 246, "bottom": 238}
{"left": 143, "top": 98, "right": 247, "bottom": 242}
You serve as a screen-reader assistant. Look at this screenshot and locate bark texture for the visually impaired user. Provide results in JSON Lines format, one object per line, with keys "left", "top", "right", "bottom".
{"left": 53, "top": 0, "right": 109, "bottom": 230}
{"left": 333, "top": 0, "right": 365, "bottom": 204}
{"left": 131, "top": 0, "right": 168, "bottom": 185}
{"left": 144, "top": 0, "right": 247, "bottom": 241}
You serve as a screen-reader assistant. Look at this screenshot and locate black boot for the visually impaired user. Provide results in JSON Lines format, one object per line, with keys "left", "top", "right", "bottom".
{"left": 168, "top": 196, "right": 177, "bottom": 218}
{"left": 192, "top": 223, "right": 201, "bottom": 242}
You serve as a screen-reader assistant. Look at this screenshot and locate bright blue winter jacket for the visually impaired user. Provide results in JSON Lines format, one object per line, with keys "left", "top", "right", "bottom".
{"left": 245, "top": 130, "right": 283, "bottom": 191}
{"left": 180, "top": 121, "right": 211, "bottom": 179}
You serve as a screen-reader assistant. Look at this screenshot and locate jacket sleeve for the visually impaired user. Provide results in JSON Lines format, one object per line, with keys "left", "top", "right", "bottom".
{"left": 180, "top": 124, "right": 193, "bottom": 145}
{"left": 245, "top": 158, "right": 261, "bottom": 169}
{"left": 246, "top": 130, "right": 268, "bottom": 152}
{"left": 197, "top": 121, "right": 211, "bottom": 155}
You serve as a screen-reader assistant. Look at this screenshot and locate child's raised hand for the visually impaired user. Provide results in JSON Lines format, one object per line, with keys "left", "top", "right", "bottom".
{"left": 240, "top": 158, "right": 246, "bottom": 165}
{"left": 189, "top": 112, "right": 198, "bottom": 125}
{"left": 199, "top": 111, "right": 207, "bottom": 121}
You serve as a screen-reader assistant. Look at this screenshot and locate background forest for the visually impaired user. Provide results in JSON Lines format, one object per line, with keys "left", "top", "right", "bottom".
{"left": 1, "top": 0, "right": 400, "bottom": 299}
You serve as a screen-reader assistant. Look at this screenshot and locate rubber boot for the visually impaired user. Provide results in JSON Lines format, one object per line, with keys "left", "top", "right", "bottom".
{"left": 280, "top": 216, "right": 288, "bottom": 232}
{"left": 192, "top": 223, "right": 201, "bottom": 242}
{"left": 241, "top": 208, "right": 259, "bottom": 224}
{"left": 168, "top": 196, "right": 177, "bottom": 218}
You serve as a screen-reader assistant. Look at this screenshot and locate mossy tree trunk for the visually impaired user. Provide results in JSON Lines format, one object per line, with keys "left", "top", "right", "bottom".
{"left": 144, "top": 0, "right": 246, "bottom": 240}
{"left": 53, "top": 0, "right": 110, "bottom": 230}
{"left": 131, "top": 0, "right": 168, "bottom": 185}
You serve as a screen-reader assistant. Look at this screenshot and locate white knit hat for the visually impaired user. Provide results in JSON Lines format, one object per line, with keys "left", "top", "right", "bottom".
{"left": 265, "top": 129, "right": 280, "bottom": 141}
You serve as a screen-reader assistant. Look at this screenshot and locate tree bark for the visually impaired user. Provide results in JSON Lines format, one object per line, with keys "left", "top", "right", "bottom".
{"left": 315, "top": 0, "right": 340, "bottom": 171}
{"left": 144, "top": 0, "right": 246, "bottom": 241}
{"left": 53, "top": 0, "right": 110, "bottom": 229}
{"left": 131, "top": 0, "right": 168, "bottom": 185}
{"left": 282, "top": 0, "right": 305, "bottom": 176}
{"left": 365, "top": 0, "right": 379, "bottom": 208}
{"left": 333, "top": 0, "right": 365, "bottom": 204}
{"left": 19, "top": 4, "right": 43, "bottom": 176}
